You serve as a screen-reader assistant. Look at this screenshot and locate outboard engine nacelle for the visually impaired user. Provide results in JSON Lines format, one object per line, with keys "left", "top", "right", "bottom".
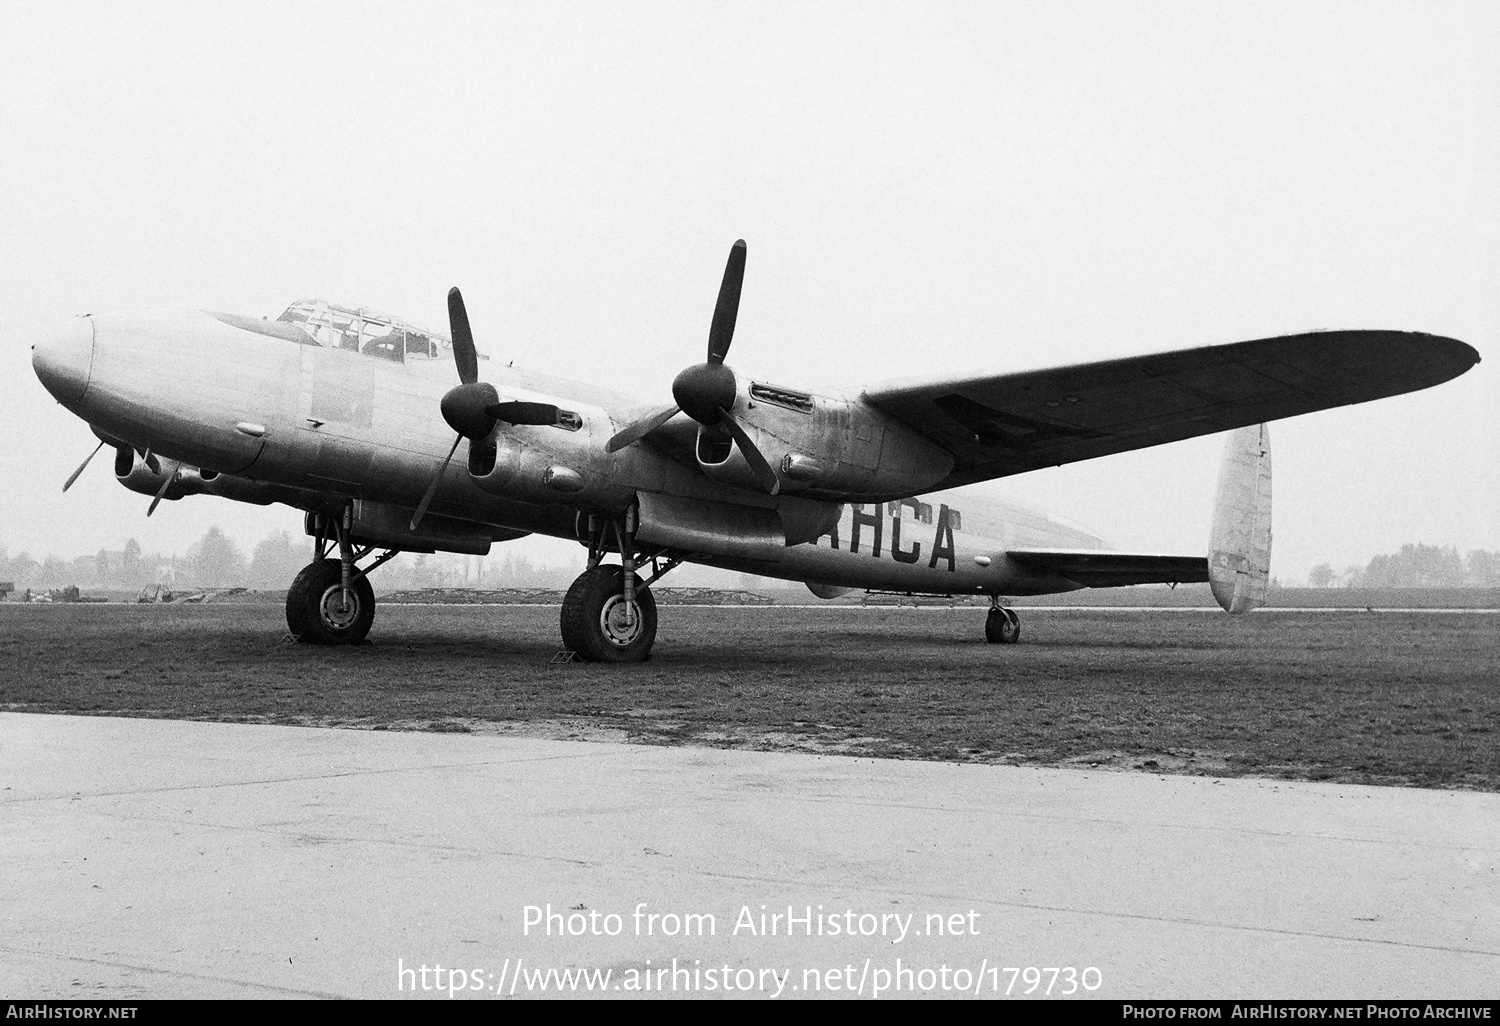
{"left": 113, "top": 447, "right": 194, "bottom": 502}
{"left": 196, "top": 469, "right": 276, "bottom": 506}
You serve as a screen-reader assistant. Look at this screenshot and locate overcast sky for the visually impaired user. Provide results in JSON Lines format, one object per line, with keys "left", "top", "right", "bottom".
{"left": 1, "top": 1, "right": 1495, "bottom": 580}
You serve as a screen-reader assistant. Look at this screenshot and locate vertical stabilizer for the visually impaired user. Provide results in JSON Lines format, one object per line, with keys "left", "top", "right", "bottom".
{"left": 1208, "top": 423, "right": 1272, "bottom": 614}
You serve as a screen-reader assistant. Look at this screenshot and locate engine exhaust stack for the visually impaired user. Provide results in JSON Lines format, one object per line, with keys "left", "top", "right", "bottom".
{"left": 1208, "top": 423, "right": 1272, "bottom": 614}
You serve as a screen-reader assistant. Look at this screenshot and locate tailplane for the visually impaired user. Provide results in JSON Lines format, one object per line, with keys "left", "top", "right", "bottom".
{"left": 1208, "top": 423, "right": 1272, "bottom": 614}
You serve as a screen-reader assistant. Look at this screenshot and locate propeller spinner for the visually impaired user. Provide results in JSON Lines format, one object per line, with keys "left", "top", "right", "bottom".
{"left": 604, "top": 240, "right": 779, "bottom": 494}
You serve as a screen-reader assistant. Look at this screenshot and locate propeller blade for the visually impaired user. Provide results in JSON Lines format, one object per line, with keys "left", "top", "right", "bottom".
{"left": 720, "top": 408, "right": 780, "bottom": 495}
{"left": 410, "top": 434, "right": 464, "bottom": 531}
{"left": 146, "top": 469, "right": 176, "bottom": 516}
{"left": 447, "top": 287, "right": 478, "bottom": 385}
{"left": 63, "top": 441, "right": 105, "bottom": 492}
{"left": 140, "top": 448, "right": 160, "bottom": 475}
{"left": 486, "top": 401, "right": 560, "bottom": 426}
{"left": 707, "top": 239, "right": 747, "bottom": 364}
{"left": 605, "top": 404, "right": 681, "bottom": 453}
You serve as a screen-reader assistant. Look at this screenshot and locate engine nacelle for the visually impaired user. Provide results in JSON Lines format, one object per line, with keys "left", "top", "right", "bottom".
{"left": 114, "top": 447, "right": 278, "bottom": 506}
{"left": 633, "top": 491, "right": 842, "bottom": 561}
{"left": 695, "top": 382, "right": 954, "bottom": 499}
{"left": 305, "top": 501, "right": 527, "bottom": 556}
{"left": 468, "top": 437, "right": 626, "bottom": 509}
{"left": 114, "top": 446, "right": 194, "bottom": 502}
{"left": 197, "top": 469, "right": 276, "bottom": 506}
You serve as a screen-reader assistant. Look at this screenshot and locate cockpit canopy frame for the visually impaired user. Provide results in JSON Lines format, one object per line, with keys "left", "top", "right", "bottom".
{"left": 276, "top": 299, "right": 472, "bottom": 365}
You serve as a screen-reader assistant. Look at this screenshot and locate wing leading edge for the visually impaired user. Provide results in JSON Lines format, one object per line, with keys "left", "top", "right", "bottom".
{"left": 862, "top": 330, "right": 1478, "bottom": 489}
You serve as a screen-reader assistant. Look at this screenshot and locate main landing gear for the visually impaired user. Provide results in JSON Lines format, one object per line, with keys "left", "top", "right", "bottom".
{"left": 286, "top": 506, "right": 399, "bottom": 645}
{"left": 561, "top": 508, "right": 679, "bottom": 663}
{"left": 985, "top": 598, "right": 1020, "bottom": 644}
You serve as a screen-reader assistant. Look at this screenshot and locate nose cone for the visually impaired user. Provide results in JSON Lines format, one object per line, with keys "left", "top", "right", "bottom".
{"left": 32, "top": 316, "right": 95, "bottom": 405}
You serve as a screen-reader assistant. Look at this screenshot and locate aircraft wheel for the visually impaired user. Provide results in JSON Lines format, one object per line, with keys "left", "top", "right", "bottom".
{"left": 286, "top": 559, "right": 375, "bottom": 645}
{"left": 560, "top": 565, "right": 657, "bottom": 663}
{"left": 985, "top": 607, "right": 1020, "bottom": 644}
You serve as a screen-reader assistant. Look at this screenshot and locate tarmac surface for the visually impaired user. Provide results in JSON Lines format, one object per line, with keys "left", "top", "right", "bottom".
{"left": 2, "top": 712, "right": 1496, "bottom": 1000}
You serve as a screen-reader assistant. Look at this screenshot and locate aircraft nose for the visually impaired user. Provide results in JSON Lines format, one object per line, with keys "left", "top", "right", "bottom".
{"left": 32, "top": 315, "right": 95, "bottom": 405}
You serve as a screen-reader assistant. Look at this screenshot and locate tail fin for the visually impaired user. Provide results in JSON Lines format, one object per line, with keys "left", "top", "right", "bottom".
{"left": 1208, "top": 423, "right": 1272, "bottom": 614}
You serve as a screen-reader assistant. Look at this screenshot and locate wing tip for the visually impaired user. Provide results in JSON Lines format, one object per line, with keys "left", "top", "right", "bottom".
{"left": 1263, "top": 329, "right": 1480, "bottom": 393}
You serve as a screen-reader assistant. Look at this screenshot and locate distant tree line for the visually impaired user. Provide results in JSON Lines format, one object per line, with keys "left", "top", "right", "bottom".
{"left": 0, "top": 527, "right": 292, "bottom": 592}
{"left": 0, "top": 527, "right": 583, "bottom": 593}
{"left": 1306, "top": 544, "right": 1500, "bottom": 588}
{"left": 7, "top": 532, "right": 1492, "bottom": 594}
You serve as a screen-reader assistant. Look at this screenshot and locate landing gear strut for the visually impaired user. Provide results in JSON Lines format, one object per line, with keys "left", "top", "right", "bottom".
{"left": 985, "top": 599, "right": 1020, "bottom": 644}
{"left": 287, "top": 506, "right": 398, "bottom": 645}
{"left": 561, "top": 508, "right": 676, "bottom": 662}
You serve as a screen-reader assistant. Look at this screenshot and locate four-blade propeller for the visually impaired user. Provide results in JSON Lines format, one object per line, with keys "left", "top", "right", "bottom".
{"left": 604, "top": 240, "right": 778, "bottom": 494}
{"left": 414, "top": 240, "right": 774, "bottom": 531}
{"left": 410, "top": 288, "right": 563, "bottom": 531}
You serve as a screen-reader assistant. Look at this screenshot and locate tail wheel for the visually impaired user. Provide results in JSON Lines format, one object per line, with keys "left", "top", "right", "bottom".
{"left": 560, "top": 565, "right": 657, "bottom": 663}
{"left": 286, "top": 558, "right": 376, "bottom": 645}
{"left": 985, "top": 607, "right": 1020, "bottom": 644}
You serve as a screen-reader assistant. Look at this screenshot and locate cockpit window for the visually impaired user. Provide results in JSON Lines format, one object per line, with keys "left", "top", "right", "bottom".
{"left": 276, "top": 299, "right": 466, "bottom": 366}
{"left": 361, "top": 332, "right": 404, "bottom": 362}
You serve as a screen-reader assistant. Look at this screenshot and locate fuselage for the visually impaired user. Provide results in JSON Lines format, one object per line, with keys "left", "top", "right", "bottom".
{"left": 33, "top": 306, "right": 1108, "bottom": 597}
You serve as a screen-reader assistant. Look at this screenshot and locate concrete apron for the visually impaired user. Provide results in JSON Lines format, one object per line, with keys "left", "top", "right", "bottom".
{"left": 1, "top": 712, "right": 1496, "bottom": 999}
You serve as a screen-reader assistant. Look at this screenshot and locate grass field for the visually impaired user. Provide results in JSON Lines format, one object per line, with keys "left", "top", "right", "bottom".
{"left": 1, "top": 604, "right": 1495, "bottom": 790}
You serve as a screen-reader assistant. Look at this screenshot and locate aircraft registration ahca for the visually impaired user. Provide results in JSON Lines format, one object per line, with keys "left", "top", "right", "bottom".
{"left": 31, "top": 241, "right": 1479, "bottom": 661}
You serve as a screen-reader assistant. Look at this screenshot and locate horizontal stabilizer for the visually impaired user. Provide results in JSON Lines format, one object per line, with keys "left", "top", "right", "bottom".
{"left": 1005, "top": 549, "right": 1209, "bottom": 589}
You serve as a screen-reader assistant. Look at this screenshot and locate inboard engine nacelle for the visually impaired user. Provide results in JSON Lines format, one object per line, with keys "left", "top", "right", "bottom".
{"left": 467, "top": 438, "right": 629, "bottom": 510}
{"left": 698, "top": 384, "right": 955, "bottom": 499}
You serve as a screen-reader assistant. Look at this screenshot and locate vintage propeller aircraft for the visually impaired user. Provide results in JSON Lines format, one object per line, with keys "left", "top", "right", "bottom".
{"left": 31, "top": 241, "right": 1479, "bottom": 661}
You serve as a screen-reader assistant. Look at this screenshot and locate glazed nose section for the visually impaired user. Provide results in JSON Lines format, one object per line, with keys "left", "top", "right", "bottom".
{"left": 32, "top": 315, "right": 95, "bottom": 405}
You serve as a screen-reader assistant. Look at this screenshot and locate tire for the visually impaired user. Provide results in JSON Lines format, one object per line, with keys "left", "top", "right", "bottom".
{"left": 559, "top": 565, "right": 657, "bottom": 663}
{"left": 286, "top": 559, "right": 376, "bottom": 645}
{"left": 985, "top": 607, "right": 1020, "bottom": 644}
